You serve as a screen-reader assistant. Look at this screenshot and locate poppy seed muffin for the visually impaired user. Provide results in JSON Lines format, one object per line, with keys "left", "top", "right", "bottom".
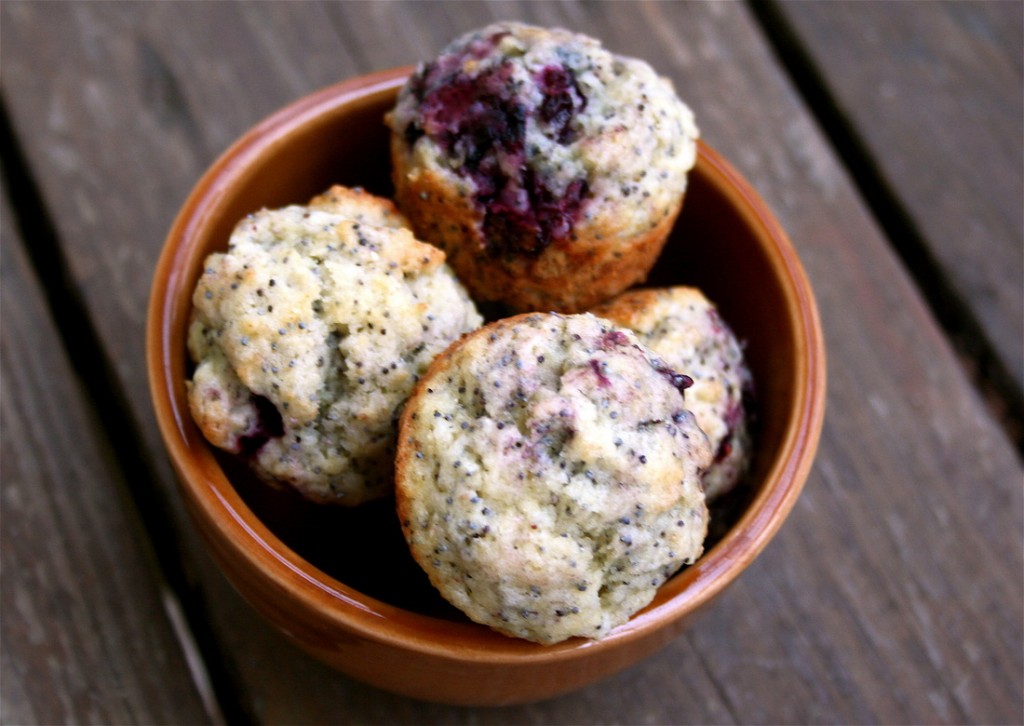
{"left": 387, "top": 22, "right": 699, "bottom": 312}
{"left": 591, "top": 287, "right": 752, "bottom": 499}
{"left": 187, "top": 188, "right": 483, "bottom": 505}
{"left": 395, "top": 313, "right": 712, "bottom": 643}
{"left": 307, "top": 184, "right": 411, "bottom": 229}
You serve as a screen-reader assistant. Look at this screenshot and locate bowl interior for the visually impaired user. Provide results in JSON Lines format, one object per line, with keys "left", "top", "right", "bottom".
{"left": 153, "top": 69, "right": 822, "bottom": 642}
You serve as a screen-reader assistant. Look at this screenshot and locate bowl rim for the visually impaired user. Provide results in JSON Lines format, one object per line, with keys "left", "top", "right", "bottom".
{"left": 147, "top": 66, "right": 826, "bottom": 664}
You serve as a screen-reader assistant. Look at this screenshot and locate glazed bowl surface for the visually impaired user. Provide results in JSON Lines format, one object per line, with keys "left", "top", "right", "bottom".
{"left": 147, "top": 66, "right": 826, "bottom": 706}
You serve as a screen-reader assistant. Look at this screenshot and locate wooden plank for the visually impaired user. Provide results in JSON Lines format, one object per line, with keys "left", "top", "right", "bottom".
{"left": 771, "top": 0, "right": 1024, "bottom": 415}
{"left": 585, "top": 5, "right": 1023, "bottom": 723}
{"left": 0, "top": 187, "right": 213, "bottom": 723}
{"left": 1, "top": 1, "right": 1021, "bottom": 723}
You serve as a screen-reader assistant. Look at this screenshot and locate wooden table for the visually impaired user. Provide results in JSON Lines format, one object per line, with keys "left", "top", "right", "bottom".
{"left": 3, "top": 2, "right": 1021, "bottom": 723}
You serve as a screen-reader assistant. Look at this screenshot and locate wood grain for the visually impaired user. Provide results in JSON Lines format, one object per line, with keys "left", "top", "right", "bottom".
{"left": 1, "top": 1, "right": 1021, "bottom": 723}
{"left": 0, "top": 188, "right": 212, "bottom": 724}
{"left": 773, "top": 0, "right": 1024, "bottom": 415}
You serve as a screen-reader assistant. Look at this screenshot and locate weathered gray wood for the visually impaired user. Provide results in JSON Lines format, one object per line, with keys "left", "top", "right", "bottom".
{"left": 1, "top": 1, "right": 1021, "bottom": 723}
{"left": 0, "top": 188, "right": 213, "bottom": 724}
{"left": 775, "top": 0, "right": 1024, "bottom": 407}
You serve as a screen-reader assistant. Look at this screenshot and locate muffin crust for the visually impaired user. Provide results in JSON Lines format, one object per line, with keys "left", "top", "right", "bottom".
{"left": 187, "top": 189, "right": 482, "bottom": 504}
{"left": 396, "top": 313, "right": 711, "bottom": 643}
{"left": 592, "top": 287, "right": 752, "bottom": 499}
{"left": 388, "top": 22, "right": 699, "bottom": 312}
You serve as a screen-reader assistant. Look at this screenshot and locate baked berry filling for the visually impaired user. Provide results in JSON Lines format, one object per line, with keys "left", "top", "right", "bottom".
{"left": 239, "top": 394, "right": 285, "bottom": 455}
{"left": 536, "top": 65, "right": 586, "bottom": 144}
{"left": 715, "top": 384, "right": 755, "bottom": 465}
{"left": 712, "top": 403, "right": 742, "bottom": 464}
{"left": 404, "top": 53, "right": 590, "bottom": 256}
{"left": 651, "top": 359, "right": 695, "bottom": 396}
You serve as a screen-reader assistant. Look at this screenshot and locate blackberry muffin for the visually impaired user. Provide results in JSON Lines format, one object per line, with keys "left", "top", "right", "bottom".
{"left": 395, "top": 313, "right": 712, "bottom": 643}
{"left": 187, "top": 188, "right": 483, "bottom": 505}
{"left": 591, "top": 287, "right": 752, "bottom": 499}
{"left": 387, "top": 22, "right": 699, "bottom": 313}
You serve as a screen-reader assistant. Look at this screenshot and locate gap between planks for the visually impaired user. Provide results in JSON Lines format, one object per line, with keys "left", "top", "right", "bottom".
{"left": 747, "top": 0, "right": 1024, "bottom": 456}
{"left": 0, "top": 96, "right": 249, "bottom": 726}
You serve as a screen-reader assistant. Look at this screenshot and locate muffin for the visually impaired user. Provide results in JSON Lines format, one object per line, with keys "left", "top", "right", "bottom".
{"left": 395, "top": 313, "right": 712, "bottom": 643}
{"left": 307, "top": 184, "right": 410, "bottom": 229}
{"left": 387, "top": 22, "right": 699, "bottom": 312}
{"left": 186, "top": 188, "right": 483, "bottom": 505}
{"left": 591, "top": 287, "right": 752, "bottom": 499}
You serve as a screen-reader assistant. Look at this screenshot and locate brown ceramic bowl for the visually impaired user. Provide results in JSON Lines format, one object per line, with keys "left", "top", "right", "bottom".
{"left": 147, "top": 67, "right": 826, "bottom": 706}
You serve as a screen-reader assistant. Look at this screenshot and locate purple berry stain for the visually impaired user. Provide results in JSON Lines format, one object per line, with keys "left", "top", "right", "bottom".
{"left": 598, "top": 329, "right": 631, "bottom": 350}
{"left": 589, "top": 359, "right": 611, "bottom": 388}
{"left": 723, "top": 401, "right": 744, "bottom": 431}
{"left": 404, "top": 41, "right": 590, "bottom": 257}
{"left": 714, "top": 436, "right": 734, "bottom": 464}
